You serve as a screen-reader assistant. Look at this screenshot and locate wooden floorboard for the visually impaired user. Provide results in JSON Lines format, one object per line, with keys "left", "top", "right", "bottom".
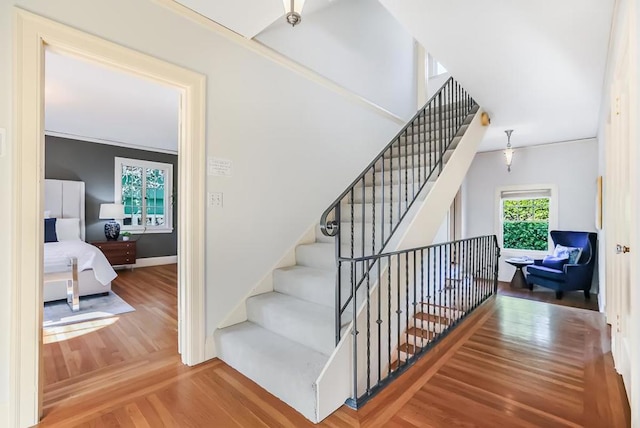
{"left": 39, "top": 266, "right": 630, "bottom": 427}
{"left": 497, "top": 281, "right": 599, "bottom": 311}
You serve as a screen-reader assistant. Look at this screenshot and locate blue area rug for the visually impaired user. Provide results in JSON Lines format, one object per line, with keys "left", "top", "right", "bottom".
{"left": 43, "top": 291, "right": 135, "bottom": 327}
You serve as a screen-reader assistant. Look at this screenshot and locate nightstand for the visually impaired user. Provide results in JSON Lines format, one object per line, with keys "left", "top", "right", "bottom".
{"left": 91, "top": 240, "right": 137, "bottom": 267}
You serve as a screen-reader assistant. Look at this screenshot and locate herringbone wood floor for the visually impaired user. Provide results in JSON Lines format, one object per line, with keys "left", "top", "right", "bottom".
{"left": 39, "top": 265, "right": 630, "bottom": 427}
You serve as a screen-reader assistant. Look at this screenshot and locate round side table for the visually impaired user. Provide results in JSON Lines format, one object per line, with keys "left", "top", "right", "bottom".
{"left": 505, "top": 258, "right": 534, "bottom": 289}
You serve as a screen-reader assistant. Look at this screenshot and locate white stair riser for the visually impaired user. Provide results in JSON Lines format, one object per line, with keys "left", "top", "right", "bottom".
{"left": 413, "top": 318, "right": 449, "bottom": 333}
{"left": 273, "top": 267, "right": 335, "bottom": 308}
{"left": 296, "top": 243, "right": 335, "bottom": 270}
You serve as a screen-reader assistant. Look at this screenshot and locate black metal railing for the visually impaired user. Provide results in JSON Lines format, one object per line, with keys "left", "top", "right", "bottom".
{"left": 320, "top": 77, "right": 478, "bottom": 343}
{"left": 342, "top": 235, "right": 500, "bottom": 408}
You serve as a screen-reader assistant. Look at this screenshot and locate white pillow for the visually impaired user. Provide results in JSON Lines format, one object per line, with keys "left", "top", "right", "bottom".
{"left": 55, "top": 218, "right": 82, "bottom": 241}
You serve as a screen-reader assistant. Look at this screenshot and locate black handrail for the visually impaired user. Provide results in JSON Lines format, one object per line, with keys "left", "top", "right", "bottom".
{"left": 319, "top": 77, "right": 478, "bottom": 343}
{"left": 341, "top": 235, "right": 500, "bottom": 408}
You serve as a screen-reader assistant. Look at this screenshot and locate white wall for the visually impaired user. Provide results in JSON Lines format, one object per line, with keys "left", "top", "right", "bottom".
{"left": 0, "top": 0, "right": 413, "bottom": 414}
{"left": 256, "top": 0, "right": 417, "bottom": 120}
{"left": 0, "top": 0, "right": 12, "bottom": 417}
{"left": 462, "top": 139, "right": 598, "bottom": 282}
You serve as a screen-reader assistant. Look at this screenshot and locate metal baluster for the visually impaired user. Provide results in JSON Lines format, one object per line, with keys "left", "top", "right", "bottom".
{"left": 381, "top": 148, "right": 386, "bottom": 248}
{"left": 417, "top": 110, "right": 422, "bottom": 187}
{"left": 377, "top": 251, "right": 382, "bottom": 383}
{"left": 438, "top": 93, "right": 444, "bottom": 174}
{"left": 366, "top": 260, "right": 371, "bottom": 394}
{"left": 387, "top": 254, "right": 392, "bottom": 375}
{"left": 396, "top": 253, "right": 401, "bottom": 368}
{"left": 411, "top": 113, "right": 416, "bottom": 199}
{"left": 404, "top": 252, "right": 410, "bottom": 362}
{"left": 412, "top": 250, "right": 417, "bottom": 354}
{"left": 397, "top": 137, "right": 402, "bottom": 230}
{"left": 335, "top": 204, "right": 342, "bottom": 344}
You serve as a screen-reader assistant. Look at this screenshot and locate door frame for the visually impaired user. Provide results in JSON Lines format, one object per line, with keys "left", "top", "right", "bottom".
{"left": 10, "top": 9, "right": 206, "bottom": 427}
{"left": 604, "top": 0, "right": 638, "bottom": 419}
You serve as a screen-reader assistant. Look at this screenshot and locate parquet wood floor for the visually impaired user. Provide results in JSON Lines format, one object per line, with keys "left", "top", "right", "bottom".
{"left": 39, "top": 265, "right": 630, "bottom": 427}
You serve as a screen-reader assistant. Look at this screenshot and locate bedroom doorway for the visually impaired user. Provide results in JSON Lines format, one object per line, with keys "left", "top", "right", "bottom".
{"left": 12, "top": 9, "right": 206, "bottom": 427}
{"left": 41, "top": 48, "right": 184, "bottom": 417}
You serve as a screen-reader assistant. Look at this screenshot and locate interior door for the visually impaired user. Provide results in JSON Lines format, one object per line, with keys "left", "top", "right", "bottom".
{"left": 606, "top": 22, "right": 634, "bottom": 401}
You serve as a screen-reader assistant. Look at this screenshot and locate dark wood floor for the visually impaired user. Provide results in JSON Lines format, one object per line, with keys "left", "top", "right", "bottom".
{"left": 39, "top": 266, "right": 629, "bottom": 427}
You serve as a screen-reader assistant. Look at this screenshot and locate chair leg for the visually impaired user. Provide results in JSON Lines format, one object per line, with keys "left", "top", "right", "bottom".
{"left": 555, "top": 291, "right": 564, "bottom": 300}
{"left": 584, "top": 290, "right": 590, "bottom": 299}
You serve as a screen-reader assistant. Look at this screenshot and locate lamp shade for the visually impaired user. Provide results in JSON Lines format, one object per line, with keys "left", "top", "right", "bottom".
{"left": 99, "top": 203, "right": 125, "bottom": 220}
{"left": 282, "top": 0, "right": 305, "bottom": 14}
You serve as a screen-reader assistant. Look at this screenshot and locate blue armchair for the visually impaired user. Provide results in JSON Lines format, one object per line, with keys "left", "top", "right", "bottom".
{"left": 525, "top": 230, "right": 597, "bottom": 299}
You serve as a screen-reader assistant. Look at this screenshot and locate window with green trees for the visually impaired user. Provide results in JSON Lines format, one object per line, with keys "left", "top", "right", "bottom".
{"left": 502, "top": 197, "right": 549, "bottom": 250}
{"left": 115, "top": 157, "right": 173, "bottom": 233}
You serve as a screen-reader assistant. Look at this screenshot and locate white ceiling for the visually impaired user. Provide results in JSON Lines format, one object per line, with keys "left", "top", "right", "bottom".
{"left": 378, "top": 0, "right": 614, "bottom": 152}
{"left": 174, "top": 0, "right": 337, "bottom": 38}
{"left": 45, "top": 50, "right": 180, "bottom": 153}
{"left": 45, "top": 1, "right": 614, "bottom": 155}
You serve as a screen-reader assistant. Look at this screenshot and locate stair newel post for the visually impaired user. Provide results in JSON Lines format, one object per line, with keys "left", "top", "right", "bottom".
{"left": 351, "top": 256, "right": 358, "bottom": 402}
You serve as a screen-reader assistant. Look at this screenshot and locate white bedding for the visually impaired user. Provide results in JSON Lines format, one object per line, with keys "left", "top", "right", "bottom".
{"left": 44, "top": 241, "right": 117, "bottom": 286}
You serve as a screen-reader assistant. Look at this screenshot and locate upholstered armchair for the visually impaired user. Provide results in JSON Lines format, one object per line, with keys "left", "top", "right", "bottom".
{"left": 525, "top": 230, "right": 597, "bottom": 299}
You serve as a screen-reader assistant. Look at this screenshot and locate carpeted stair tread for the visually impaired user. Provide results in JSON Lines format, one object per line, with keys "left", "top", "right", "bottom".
{"left": 273, "top": 265, "right": 335, "bottom": 308}
{"left": 296, "top": 242, "right": 335, "bottom": 270}
{"left": 246, "top": 292, "right": 336, "bottom": 356}
{"left": 214, "top": 321, "right": 328, "bottom": 422}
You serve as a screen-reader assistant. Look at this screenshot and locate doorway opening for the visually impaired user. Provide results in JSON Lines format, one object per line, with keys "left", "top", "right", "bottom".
{"left": 11, "top": 10, "right": 206, "bottom": 427}
{"left": 42, "top": 48, "right": 183, "bottom": 414}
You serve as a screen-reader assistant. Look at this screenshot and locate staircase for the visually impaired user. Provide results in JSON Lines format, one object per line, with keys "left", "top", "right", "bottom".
{"left": 214, "top": 78, "right": 487, "bottom": 422}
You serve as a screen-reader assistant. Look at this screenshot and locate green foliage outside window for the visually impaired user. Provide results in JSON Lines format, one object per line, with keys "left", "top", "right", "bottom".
{"left": 502, "top": 198, "right": 549, "bottom": 250}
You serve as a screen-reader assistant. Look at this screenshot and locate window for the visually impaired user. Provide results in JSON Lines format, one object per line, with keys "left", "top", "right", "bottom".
{"left": 115, "top": 157, "right": 173, "bottom": 233}
{"left": 428, "top": 54, "right": 448, "bottom": 78}
{"left": 497, "top": 186, "right": 557, "bottom": 252}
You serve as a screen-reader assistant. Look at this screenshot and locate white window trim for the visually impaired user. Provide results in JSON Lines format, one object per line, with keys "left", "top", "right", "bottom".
{"left": 114, "top": 156, "right": 174, "bottom": 234}
{"left": 495, "top": 184, "right": 558, "bottom": 257}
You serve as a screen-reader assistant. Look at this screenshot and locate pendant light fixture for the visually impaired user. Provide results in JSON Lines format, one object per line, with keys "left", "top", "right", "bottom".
{"left": 504, "top": 129, "right": 514, "bottom": 172}
{"left": 283, "top": 0, "right": 306, "bottom": 26}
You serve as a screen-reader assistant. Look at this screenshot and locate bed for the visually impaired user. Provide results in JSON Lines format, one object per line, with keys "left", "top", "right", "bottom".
{"left": 44, "top": 179, "right": 117, "bottom": 307}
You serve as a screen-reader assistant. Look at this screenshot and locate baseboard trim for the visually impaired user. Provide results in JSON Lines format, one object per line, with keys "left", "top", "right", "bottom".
{"left": 205, "top": 334, "right": 216, "bottom": 360}
{"left": 135, "top": 255, "right": 178, "bottom": 267}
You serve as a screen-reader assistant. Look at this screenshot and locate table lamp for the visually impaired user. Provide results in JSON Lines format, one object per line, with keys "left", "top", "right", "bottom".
{"left": 99, "top": 203, "right": 125, "bottom": 241}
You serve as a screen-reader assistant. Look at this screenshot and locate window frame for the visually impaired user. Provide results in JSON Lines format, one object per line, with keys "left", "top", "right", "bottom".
{"left": 114, "top": 157, "right": 174, "bottom": 234}
{"left": 495, "top": 184, "right": 558, "bottom": 256}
